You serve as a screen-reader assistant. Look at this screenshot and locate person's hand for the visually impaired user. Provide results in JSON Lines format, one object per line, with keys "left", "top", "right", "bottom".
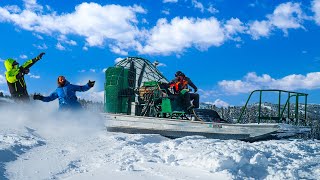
{"left": 33, "top": 94, "right": 44, "bottom": 100}
{"left": 34, "top": 52, "right": 45, "bottom": 61}
{"left": 24, "top": 68, "right": 30, "bottom": 74}
{"left": 88, "top": 80, "right": 95, "bottom": 87}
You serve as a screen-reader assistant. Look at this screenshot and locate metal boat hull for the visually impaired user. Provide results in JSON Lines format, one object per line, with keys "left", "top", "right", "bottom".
{"left": 102, "top": 113, "right": 310, "bottom": 141}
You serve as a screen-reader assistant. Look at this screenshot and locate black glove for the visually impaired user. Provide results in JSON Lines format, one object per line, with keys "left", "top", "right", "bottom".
{"left": 33, "top": 52, "right": 45, "bottom": 62}
{"left": 88, "top": 80, "right": 95, "bottom": 87}
{"left": 194, "top": 88, "right": 198, "bottom": 93}
{"left": 24, "top": 68, "right": 30, "bottom": 74}
{"left": 33, "top": 94, "right": 44, "bottom": 100}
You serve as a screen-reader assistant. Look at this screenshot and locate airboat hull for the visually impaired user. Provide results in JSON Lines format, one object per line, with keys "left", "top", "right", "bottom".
{"left": 102, "top": 113, "right": 308, "bottom": 141}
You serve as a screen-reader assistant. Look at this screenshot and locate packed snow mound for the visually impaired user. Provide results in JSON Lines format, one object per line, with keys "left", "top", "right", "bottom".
{"left": 0, "top": 104, "right": 320, "bottom": 180}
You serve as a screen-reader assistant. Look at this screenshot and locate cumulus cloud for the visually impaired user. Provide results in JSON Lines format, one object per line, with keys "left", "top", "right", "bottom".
{"left": 79, "top": 91, "right": 104, "bottom": 102}
{"left": 58, "top": 35, "right": 77, "bottom": 46}
{"left": 224, "top": 18, "right": 246, "bottom": 38}
{"left": 163, "top": 0, "right": 178, "bottom": 3}
{"left": 140, "top": 17, "right": 225, "bottom": 55}
{"left": 218, "top": 72, "right": 320, "bottom": 95}
{"left": 248, "top": 2, "right": 306, "bottom": 39}
{"left": 33, "top": 43, "right": 48, "bottom": 50}
{"left": 268, "top": 2, "right": 305, "bottom": 34}
{"left": 248, "top": 20, "right": 272, "bottom": 40}
{"left": 0, "top": 2, "right": 146, "bottom": 54}
{"left": 56, "top": 42, "right": 66, "bottom": 51}
{"left": 312, "top": 0, "right": 320, "bottom": 25}
{"left": 23, "top": 0, "right": 43, "bottom": 11}
{"left": 207, "top": 4, "right": 218, "bottom": 14}
{"left": 29, "top": 74, "right": 40, "bottom": 79}
{"left": 82, "top": 46, "right": 88, "bottom": 51}
{"left": 191, "top": 0, "right": 204, "bottom": 13}
{"left": 19, "top": 54, "right": 28, "bottom": 59}
{"left": 0, "top": 75, "right": 6, "bottom": 84}
{"left": 0, "top": 1, "right": 317, "bottom": 56}
{"left": 115, "top": 57, "right": 123, "bottom": 64}
{"left": 205, "top": 99, "right": 230, "bottom": 108}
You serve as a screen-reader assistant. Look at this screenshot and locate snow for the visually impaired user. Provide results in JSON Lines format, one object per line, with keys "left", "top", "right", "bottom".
{"left": 1, "top": 103, "right": 320, "bottom": 180}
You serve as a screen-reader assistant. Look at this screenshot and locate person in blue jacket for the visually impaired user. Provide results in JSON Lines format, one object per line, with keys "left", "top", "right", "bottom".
{"left": 33, "top": 75, "right": 95, "bottom": 110}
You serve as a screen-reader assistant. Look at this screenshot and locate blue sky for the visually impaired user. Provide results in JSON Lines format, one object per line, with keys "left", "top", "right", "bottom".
{"left": 0, "top": 0, "right": 320, "bottom": 106}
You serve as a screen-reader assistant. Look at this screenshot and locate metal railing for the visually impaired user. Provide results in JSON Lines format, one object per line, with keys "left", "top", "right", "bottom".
{"left": 238, "top": 90, "right": 308, "bottom": 125}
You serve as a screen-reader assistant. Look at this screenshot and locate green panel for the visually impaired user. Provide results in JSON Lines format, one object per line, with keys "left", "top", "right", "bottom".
{"left": 143, "top": 81, "right": 158, "bottom": 87}
{"left": 161, "top": 98, "right": 172, "bottom": 113}
{"left": 120, "top": 69, "right": 129, "bottom": 114}
{"left": 104, "top": 67, "right": 124, "bottom": 113}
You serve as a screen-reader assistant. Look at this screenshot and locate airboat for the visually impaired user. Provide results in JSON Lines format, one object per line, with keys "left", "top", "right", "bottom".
{"left": 102, "top": 57, "right": 310, "bottom": 141}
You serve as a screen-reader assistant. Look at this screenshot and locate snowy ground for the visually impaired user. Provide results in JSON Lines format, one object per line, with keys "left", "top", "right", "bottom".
{"left": 1, "top": 102, "right": 320, "bottom": 180}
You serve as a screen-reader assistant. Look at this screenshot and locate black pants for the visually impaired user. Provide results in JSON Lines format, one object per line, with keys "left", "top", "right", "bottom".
{"left": 189, "top": 93, "right": 199, "bottom": 108}
{"left": 183, "top": 92, "right": 199, "bottom": 108}
{"left": 12, "top": 93, "right": 30, "bottom": 103}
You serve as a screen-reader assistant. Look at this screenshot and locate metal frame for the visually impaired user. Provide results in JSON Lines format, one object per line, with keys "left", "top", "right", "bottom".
{"left": 238, "top": 89, "right": 308, "bottom": 125}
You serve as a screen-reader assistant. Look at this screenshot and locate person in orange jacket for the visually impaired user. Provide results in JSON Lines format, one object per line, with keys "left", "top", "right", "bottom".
{"left": 169, "top": 71, "right": 199, "bottom": 110}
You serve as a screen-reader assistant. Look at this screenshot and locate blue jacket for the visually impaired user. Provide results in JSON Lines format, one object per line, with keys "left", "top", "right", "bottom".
{"left": 42, "top": 81, "right": 91, "bottom": 110}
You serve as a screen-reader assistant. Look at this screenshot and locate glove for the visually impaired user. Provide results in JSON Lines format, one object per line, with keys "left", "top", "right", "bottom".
{"left": 33, "top": 52, "right": 45, "bottom": 61}
{"left": 24, "top": 68, "right": 30, "bottom": 74}
{"left": 88, "top": 80, "right": 95, "bottom": 87}
{"left": 33, "top": 94, "right": 44, "bottom": 100}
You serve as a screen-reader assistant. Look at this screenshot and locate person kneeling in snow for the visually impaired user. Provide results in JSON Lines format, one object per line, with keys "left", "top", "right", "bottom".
{"left": 33, "top": 76, "right": 95, "bottom": 110}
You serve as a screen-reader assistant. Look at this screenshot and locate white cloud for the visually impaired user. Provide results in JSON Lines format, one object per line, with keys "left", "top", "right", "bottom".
{"left": 79, "top": 91, "right": 104, "bottom": 102}
{"left": 191, "top": 0, "right": 204, "bottom": 13}
{"left": 248, "top": 20, "right": 272, "bottom": 40}
{"left": 312, "top": 0, "right": 320, "bottom": 25}
{"left": 0, "top": 75, "right": 6, "bottom": 84}
{"left": 110, "top": 45, "right": 128, "bottom": 56}
{"left": 82, "top": 46, "right": 88, "bottom": 51}
{"left": 163, "top": 0, "right": 178, "bottom": 3}
{"left": 248, "top": 2, "right": 306, "bottom": 39}
{"left": 33, "top": 43, "right": 48, "bottom": 50}
{"left": 162, "top": 9, "right": 170, "bottom": 15}
{"left": 89, "top": 69, "right": 96, "bottom": 73}
{"left": 29, "top": 74, "right": 40, "bottom": 79}
{"left": 0, "top": 2, "right": 146, "bottom": 55}
{"left": 224, "top": 18, "right": 246, "bottom": 38}
{"left": 58, "top": 35, "right": 77, "bottom": 46}
{"left": 23, "top": 0, "right": 43, "bottom": 11}
{"left": 268, "top": 2, "right": 305, "bottom": 35}
{"left": 102, "top": 68, "right": 108, "bottom": 73}
{"left": 205, "top": 99, "right": 230, "bottom": 108}
{"left": 158, "top": 63, "right": 167, "bottom": 67}
{"left": 140, "top": 17, "right": 225, "bottom": 55}
{"left": 78, "top": 70, "right": 86, "bottom": 73}
{"left": 19, "top": 54, "right": 28, "bottom": 59}
{"left": 56, "top": 42, "right": 66, "bottom": 51}
{"left": 4, "top": 5, "right": 21, "bottom": 13}
{"left": 33, "top": 33, "right": 43, "bottom": 39}
{"left": 207, "top": 4, "right": 218, "bottom": 14}
{"left": 115, "top": 57, "right": 123, "bottom": 64}
{"left": 218, "top": 72, "right": 320, "bottom": 95}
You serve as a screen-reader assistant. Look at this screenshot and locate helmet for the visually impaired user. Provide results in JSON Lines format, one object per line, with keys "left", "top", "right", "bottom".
{"left": 175, "top": 71, "right": 185, "bottom": 77}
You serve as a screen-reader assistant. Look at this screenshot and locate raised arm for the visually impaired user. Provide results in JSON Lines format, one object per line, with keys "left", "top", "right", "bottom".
{"left": 70, "top": 80, "right": 95, "bottom": 92}
{"left": 34, "top": 91, "right": 58, "bottom": 102}
{"left": 21, "top": 52, "right": 45, "bottom": 70}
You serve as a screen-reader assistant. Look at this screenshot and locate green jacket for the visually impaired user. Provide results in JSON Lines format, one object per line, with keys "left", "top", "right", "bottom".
{"left": 4, "top": 58, "right": 37, "bottom": 98}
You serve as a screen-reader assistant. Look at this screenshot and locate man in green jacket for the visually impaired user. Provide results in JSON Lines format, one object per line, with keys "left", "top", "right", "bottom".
{"left": 4, "top": 52, "right": 45, "bottom": 102}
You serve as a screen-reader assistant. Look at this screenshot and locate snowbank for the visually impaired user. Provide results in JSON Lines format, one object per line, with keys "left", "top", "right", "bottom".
{"left": 0, "top": 103, "right": 320, "bottom": 179}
